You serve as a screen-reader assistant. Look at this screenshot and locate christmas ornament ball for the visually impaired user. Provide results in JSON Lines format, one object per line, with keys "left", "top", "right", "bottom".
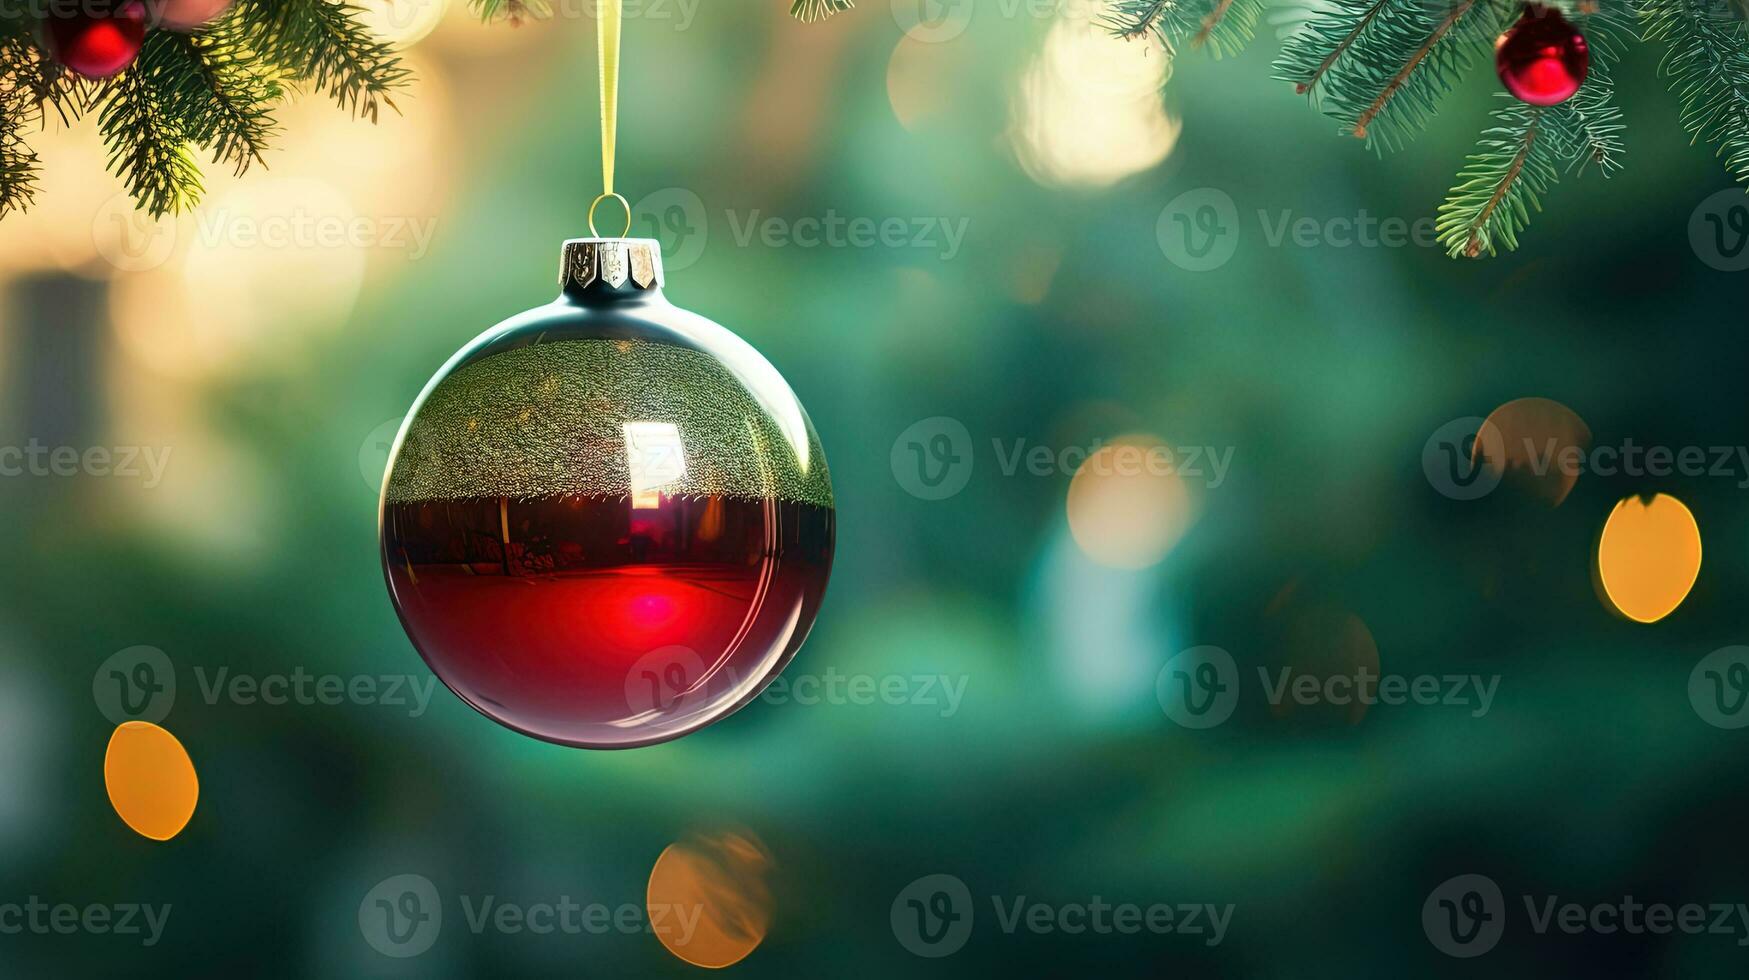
{"left": 41, "top": 0, "right": 147, "bottom": 79}
{"left": 1495, "top": 5, "right": 1589, "bottom": 107}
{"left": 380, "top": 239, "right": 834, "bottom": 749}
{"left": 157, "top": 0, "right": 234, "bottom": 31}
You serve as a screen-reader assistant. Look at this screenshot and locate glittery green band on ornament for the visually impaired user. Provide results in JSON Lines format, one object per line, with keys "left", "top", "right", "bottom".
{"left": 385, "top": 339, "right": 833, "bottom": 508}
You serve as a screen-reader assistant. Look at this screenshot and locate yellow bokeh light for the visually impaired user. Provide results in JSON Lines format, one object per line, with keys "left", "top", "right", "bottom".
{"left": 647, "top": 831, "right": 773, "bottom": 969}
{"left": 1596, "top": 493, "right": 1702, "bottom": 624}
{"left": 104, "top": 721, "right": 199, "bottom": 842}
{"left": 354, "top": 0, "right": 449, "bottom": 49}
{"left": 1009, "top": 0, "right": 1179, "bottom": 189}
{"left": 1065, "top": 435, "right": 1195, "bottom": 570}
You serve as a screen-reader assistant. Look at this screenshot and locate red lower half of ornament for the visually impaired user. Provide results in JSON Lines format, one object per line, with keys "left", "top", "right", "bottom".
{"left": 382, "top": 493, "right": 833, "bottom": 747}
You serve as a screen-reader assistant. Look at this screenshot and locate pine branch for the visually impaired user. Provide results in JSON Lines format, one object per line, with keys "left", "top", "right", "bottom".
{"left": 1559, "top": 8, "right": 1628, "bottom": 175}
{"left": 0, "top": 85, "right": 39, "bottom": 218}
{"left": 1273, "top": 0, "right": 1505, "bottom": 151}
{"left": 471, "top": 0, "right": 552, "bottom": 25}
{"left": 238, "top": 0, "right": 410, "bottom": 122}
{"left": 1641, "top": 0, "right": 1749, "bottom": 183}
{"left": 792, "top": 0, "right": 855, "bottom": 21}
{"left": 1107, "top": 0, "right": 1267, "bottom": 58}
{"left": 149, "top": 17, "right": 282, "bottom": 177}
{"left": 1437, "top": 98, "right": 1574, "bottom": 257}
{"left": 97, "top": 58, "right": 204, "bottom": 218}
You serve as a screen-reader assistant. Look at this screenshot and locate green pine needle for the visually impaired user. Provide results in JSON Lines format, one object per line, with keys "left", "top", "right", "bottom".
{"left": 149, "top": 18, "right": 282, "bottom": 177}
{"left": 1437, "top": 100, "right": 1564, "bottom": 258}
{"left": 1641, "top": 0, "right": 1749, "bottom": 184}
{"left": 1273, "top": 0, "right": 1506, "bottom": 152}
{"left": 1107, "top": 0, "right": 1268, "bottom": 60}
{"left": 98, "top": 52, "right": 205, "bottom": 219}
{"left": 791, "top": 0, "right": 856, "bottom": 22}
{"left": 237, "top": 0, "right": 410, "bottom": 123}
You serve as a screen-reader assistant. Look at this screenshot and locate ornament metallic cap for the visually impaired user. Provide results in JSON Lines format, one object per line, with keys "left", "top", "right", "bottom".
{"left": 559, "top": 238, "right": 665, "bottom": 292}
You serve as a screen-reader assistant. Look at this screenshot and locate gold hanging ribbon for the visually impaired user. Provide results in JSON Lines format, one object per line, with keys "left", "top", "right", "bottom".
{"left": 589, "top": 0, "right": 630, "bottom": 238}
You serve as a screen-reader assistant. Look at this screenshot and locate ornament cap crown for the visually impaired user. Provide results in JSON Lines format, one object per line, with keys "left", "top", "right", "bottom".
{"left": 559, "top": 238, "right": 665, "bottom": 293}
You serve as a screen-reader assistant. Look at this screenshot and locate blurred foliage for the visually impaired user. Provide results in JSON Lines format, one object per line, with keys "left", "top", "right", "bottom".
{"left": 0, "top": 2, "right": 1746, "bottom": 977}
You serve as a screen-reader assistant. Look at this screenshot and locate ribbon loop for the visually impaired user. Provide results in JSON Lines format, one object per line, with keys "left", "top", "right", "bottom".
{"left": 598, "top": 0, "right": 622, "bottom": 203}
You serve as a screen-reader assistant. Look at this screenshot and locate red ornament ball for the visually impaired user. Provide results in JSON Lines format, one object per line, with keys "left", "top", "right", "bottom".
{"left": 42, "top": 1, "right": 147, "bottom": 79}
{"left": 1495, "top": 5, "right": 1589, "bottom": 107}
{"left": 381, "top": 238, "right": 834, "bottom": 749}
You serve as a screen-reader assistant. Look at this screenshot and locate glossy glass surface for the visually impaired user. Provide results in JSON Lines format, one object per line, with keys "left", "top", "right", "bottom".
{"left": 381, "top": 275, "right": 833, "bottom": 747}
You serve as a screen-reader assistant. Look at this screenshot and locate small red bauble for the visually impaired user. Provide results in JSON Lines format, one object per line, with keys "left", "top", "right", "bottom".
{"left": 42, "top": 1, "right": 147, "bottom": 79}
{"left": 1495, "top": 5, "right": 1589, "bottom": 106}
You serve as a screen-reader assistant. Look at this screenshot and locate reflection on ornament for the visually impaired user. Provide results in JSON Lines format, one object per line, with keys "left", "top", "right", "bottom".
{"left": 104, "top": 721, "right": 198, "bottom": 841}
{"left": 381, "top": 239, "right": 834, "bottom": 748}
{"left": 647, "top": 830, "right": 774, "bottom": 968}
{"left": 1596, "top": 493, "right": 1701, "bottom": 624}
{"left": 1495, "top": 5, "right": 1589, "bottom": 107}
{"left": 1065, "top": 435, "right": 1194, "bottom": 570}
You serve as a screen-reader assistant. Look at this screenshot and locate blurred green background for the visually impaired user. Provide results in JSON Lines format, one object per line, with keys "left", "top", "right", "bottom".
{"left": 1, "top": 0, "right": 1747, "bottom": 974}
